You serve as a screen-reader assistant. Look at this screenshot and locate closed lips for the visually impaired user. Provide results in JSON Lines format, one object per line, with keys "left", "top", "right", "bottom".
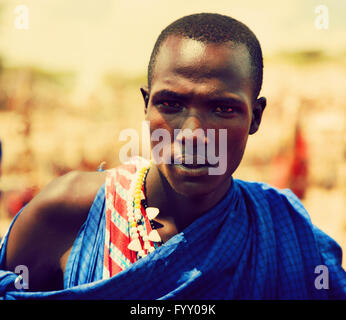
{"left": 173, "top": 155, "right": 215, "bottom": 167}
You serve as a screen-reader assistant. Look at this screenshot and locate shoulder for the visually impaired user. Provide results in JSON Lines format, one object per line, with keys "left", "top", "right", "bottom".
{"left": 234, "top": 179, "right": 302, "bottom": 204}
{"left": 17, "top": 170, "right": 107, "bottom": 230}
{"left": 17, "top": 169, "right": 107, "bottom": 238}
{"left": 38, "top": 170, "right": 107, "bottom": 216}
{"left": 233, "top": 179, "right": 293, "bottom": 201}
{"left": 5, "top": 170, "right": 106, "bottom": 289}
{"left": 234, "top": 179, "right": 312, "bottom": 222}
{"left": 234, "top": 179, "right": 346, "bottom": 298}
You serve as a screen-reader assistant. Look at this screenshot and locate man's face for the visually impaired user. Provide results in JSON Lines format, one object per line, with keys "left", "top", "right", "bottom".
{"left": 142, "top": 36, "right": 265, "bottom": 197}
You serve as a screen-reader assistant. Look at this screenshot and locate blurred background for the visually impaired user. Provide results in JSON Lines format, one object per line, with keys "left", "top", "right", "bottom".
{"left": 0, "top": 0, "right": 345, "bottom": 268}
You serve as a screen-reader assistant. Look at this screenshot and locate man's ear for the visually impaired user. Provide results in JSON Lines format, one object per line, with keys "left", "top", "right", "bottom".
{"left": 140, "top": 85, "right": 150, "bottom": 114}
{"left": 249, "top": 97, "right": 266, "bottom": 135}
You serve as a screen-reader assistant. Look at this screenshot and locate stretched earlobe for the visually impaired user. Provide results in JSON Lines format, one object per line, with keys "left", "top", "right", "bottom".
{"left": 249, "top": 97, "right": 266, "bottom": 135}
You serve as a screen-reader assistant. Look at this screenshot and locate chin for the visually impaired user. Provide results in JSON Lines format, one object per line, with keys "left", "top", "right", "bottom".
{"left": 171, "top": 181, "right": 214, "bottom": 198}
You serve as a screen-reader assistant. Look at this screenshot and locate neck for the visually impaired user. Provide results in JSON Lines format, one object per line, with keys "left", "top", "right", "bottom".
{"left": 145, "top": 164, "right": 231, "bottom": 231}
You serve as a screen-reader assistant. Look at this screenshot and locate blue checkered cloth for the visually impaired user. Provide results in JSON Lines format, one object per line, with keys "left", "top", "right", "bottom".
{"left": 0, "top": 179, "right": 345, "bottom": 299}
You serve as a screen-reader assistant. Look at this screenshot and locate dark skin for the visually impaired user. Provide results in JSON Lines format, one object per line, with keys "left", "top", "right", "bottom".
{"left": 5, "top": 35, "right": 266, "bottom": 291}
{"left": 5, "top": 171, "right": 107, "bottom": 290}
{"left": 142, "top": 36, "right": 266, "bottom": 231}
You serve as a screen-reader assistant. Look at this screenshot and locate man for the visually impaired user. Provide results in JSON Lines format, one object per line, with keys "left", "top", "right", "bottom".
{"left": 0, "top": 13, "right": 345, "bottom": 299}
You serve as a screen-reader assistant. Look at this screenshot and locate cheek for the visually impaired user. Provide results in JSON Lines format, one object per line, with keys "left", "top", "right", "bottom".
{"left": 222, "top": 124, "right": 250, "bottom": 171}
{"left": 146, "top": 107, "right": 170, "bottom": 131}
{"left": 227, "top": 125, "right": 249, "bottom": 149}
{"left": 146, "top": 110, "right": 174, "bottom": 162}
{"left": 227, "top": 136, "right": 248, "bottom": 163}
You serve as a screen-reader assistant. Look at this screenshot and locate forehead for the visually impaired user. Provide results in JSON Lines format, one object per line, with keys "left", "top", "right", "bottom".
{"left": 151, "top": 36, "right": 252, "bottom": 97}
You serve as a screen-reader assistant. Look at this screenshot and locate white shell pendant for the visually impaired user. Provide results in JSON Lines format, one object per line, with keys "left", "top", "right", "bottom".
{"left": 146, "top": 207, "right": 160, "bottom": 220}
{"left": 148, "top": 229, "right": 162, "bottom": 242}
{"left": 128, "top": 238, "right": 142, "bottom": 251}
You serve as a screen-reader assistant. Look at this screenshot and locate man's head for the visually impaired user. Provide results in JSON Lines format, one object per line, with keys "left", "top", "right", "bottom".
{"left": 147, "top": 13, "right": 264, "bottom": 101}
{"left": 141, "top": 13, "right": 267, "bottom": 198}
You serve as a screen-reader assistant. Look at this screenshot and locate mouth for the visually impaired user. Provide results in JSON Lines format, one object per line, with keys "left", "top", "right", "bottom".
{"left": 167, "top": 153, "right": 219, "bottom": 177}
{"left": 172, "top": 160, "right": 216, "bottom": 177}
{"left": 174, "top": 163, "right": 210, "bottom": 176}
{"left": 173, "top": 154, "right": 216, "bottom": 167}
{"left": 179, "top": 163, "right": 209, "bottom": 169}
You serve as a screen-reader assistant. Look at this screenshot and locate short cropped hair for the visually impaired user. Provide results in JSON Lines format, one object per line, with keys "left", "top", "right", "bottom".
{"left": 147, "top": 13, "right": 263, "bottom": 99}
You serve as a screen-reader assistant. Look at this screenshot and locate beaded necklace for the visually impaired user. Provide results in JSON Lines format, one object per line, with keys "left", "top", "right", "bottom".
{"left": 127, "top": 162, "right": 162, "bottom": 259}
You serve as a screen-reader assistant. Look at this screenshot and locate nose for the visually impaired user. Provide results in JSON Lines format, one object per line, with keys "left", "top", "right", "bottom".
{"left": 177, "top": 111, "right": 208, "bottom": 145}
{"left": 180, "top": 106, "right": 207, "bottom": 131}
{"left": 182, "top": 114, "right": 203, "bottom": 132}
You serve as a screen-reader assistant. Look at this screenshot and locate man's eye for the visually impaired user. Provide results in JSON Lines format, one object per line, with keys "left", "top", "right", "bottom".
{"left": 215, "top": 106, "right": 234, "bottom": 114}
{"left": 158, "top": 101, "right": 183, "bottom": 111}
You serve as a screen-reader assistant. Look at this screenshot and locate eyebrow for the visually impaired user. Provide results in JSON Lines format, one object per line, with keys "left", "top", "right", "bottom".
{"left": 151, "top": 89, "right": 245, "bottom": 105}
{"left": 151, "top": 89, "right": 188, "bottom": 101}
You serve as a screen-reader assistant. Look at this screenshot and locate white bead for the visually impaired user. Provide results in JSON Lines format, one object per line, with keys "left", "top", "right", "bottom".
{"left": 128, "top": 217, "right": 135, "bottom": 224}
{"left": 146, "top": 207, "right": 160, "bottom": 220}
{"left": 131, "top": 232, "right": 139, "bottom": 239}
{"left": 148, "top": 247, "right": 155, "bottom": 253}
{"left": 142, "top": 235, "right": 149, "bottom": 241}
{"left": 144, "top": 241, "right": 151, "bottom": 249}
{"left": 128, "top": 239, "right": 141, "bottom": 251}
{"left": 140, "top": 230, "right": 146, "bottom": 237}
{"left": 148, "top": 230, "right": 161, "bottom": 242}
{"left": 135, "top": 213, "right": 141, "bottom": 221}
{"left": 138, "top": 225, "right": 144, "bottom": 231}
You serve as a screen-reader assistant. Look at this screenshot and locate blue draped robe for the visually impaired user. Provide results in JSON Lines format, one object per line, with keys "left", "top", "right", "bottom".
{"left": 0, "top": 178, "right": 345, "bottom": 299}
